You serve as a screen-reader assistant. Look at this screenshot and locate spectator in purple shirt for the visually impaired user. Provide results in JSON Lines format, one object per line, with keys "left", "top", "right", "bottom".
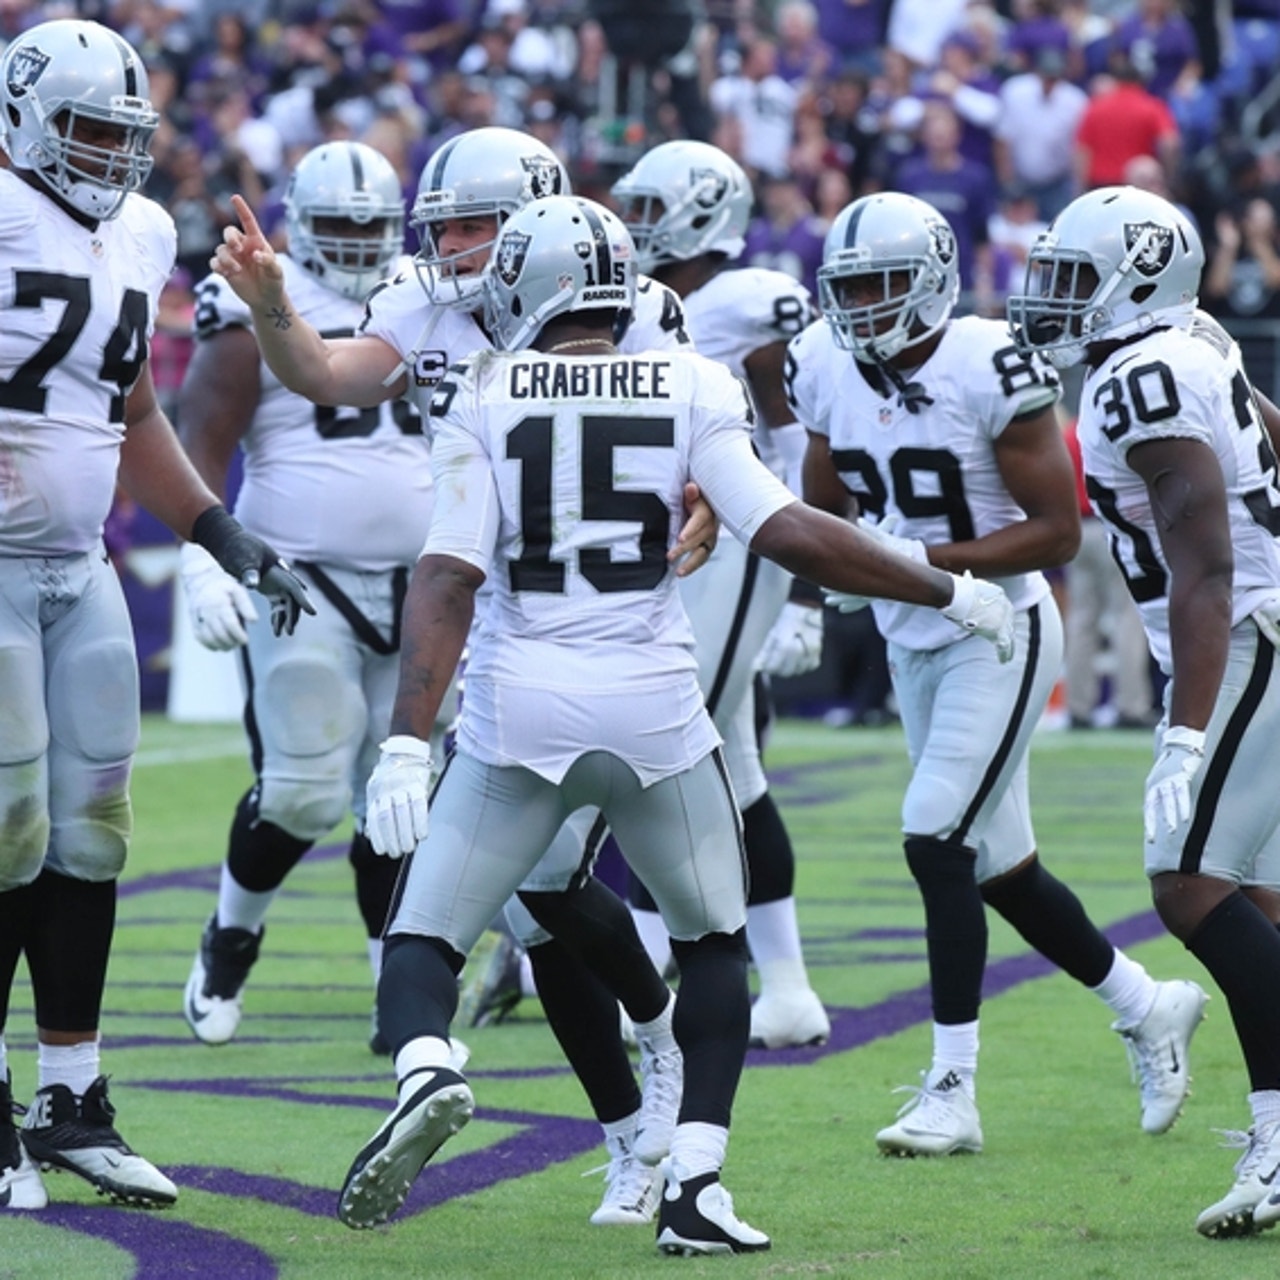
{"left": 893, "top": 100, "right": 995, "bottom": 299}
{"left": 1110, "top": 0, "right": 1200, "bottom": 101}
{"left": 743, "top": 174, "right": 827, "bottom": 295}
{"left": 773, "top": 0, "right": 835, "bottom": 88}
{"left": 815, "top": 0, "right": 890, "bottom": 76}
{"left": 365, "top": 0, "right": 470, "bottom": 84}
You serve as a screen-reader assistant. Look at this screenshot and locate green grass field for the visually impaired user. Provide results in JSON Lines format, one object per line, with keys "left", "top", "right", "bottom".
{"left": 6, "top": 717, "right": 1279, "bottom": 1279}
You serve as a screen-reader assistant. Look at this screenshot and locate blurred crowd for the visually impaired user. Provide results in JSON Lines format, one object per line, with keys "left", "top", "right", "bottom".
{"left": 9, "top": 0, "right": 1278, "bottom": 729}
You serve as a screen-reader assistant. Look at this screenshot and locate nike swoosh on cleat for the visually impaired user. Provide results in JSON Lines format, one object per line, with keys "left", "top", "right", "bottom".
{"left": 1258, "top": 1165, "right": 1280, "bottom": 1186}
{"left": 186, "top": 997, "right": 211, "bottom": 1024}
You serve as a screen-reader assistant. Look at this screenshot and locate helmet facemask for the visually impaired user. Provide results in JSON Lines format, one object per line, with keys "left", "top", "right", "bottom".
{"left": 819, "top": 254, "right": 951, "bottom": 363}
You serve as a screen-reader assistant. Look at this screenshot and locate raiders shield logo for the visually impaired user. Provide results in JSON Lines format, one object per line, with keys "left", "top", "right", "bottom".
{"left": 521, "top": 156, "right": 563, "bottom": 200}
{"left": 1124, "top": 221, "right": 1174, "bottom": 277}
{"left": 6, "top": 45, "right": 49, "bottom": 98}
{"left": 928, "top": 222, "right": 956, "bottom": 266}
{"left": 690, "top": 168, "right": 729, "bottom": 209}
{"left": 496, "top": 230, "right": 532, "bottom": 286}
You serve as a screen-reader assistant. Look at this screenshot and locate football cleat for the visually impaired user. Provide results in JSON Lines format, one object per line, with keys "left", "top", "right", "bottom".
{"left": 875, "top": 1068, "right": 984, "bottom": 1157}
{"left": 183, "top": 915, "right": 263, "bottom": 1045}
{"left": 337, "top": 1066, "right": 474, "bottom": 1229}
{"left": 749, "top": 986, "right": 831, "bottom": 1050}
{"left": 587, "top": 1131, "right": 662, "bottom": 1226}
{"left": 1196, "top": 1123, "right": 1280, "bottom": 1238}
{"left": 633, "top": 1036, "right": 681, "bottom": 1167}
{"left": 1, "top": 1074, "right": 47, "bottom": 1211}
{"left": 20, "top": 1076, "right": 177, "bottom": 1207}
{"left": 1114, "top": 978, "right": 1208, "bottom": 1134}
{"left": 656, "top": 1165, "right": 770, "bottom": 1255}
{"left": 456, "top": 930, "right": 524, "bottom": 1028}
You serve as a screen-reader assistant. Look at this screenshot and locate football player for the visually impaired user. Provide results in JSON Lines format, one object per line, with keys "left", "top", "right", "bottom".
{"left": 334, "top": 193, "right": 1014, "bottom": 1249}
{"left": 1008, "top": 186, "right": 1280, "bottom": 1238}
{"left": 0, "top": 20, "right": 310, "bottom": 1213}
{"left": 206, "top": 125, "right": 710, "bottom": 1226}
{"left": 608, "top": 139, "right": 830, "bottom": 1049}
{"left": 176, "top": 141, "right": 444, "bottom": 1053}
{"left": 788, "top": 191, "right": 1207, "bottom": 1158}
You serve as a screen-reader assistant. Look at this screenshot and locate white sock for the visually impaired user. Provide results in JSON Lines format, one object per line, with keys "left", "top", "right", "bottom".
{"left": 631, "top": 908, "right": 672, "bottom": 975}
{"left": 394, "top": 1036, "right": 456, "bottom": 1097}
{"left": 932, "top": 1021, "right": 979, "bottom": 1096}
{"left": 367, "top": 937, "right": 383, "bottom": 986}
{"left": 38, "top": 1039, "right": 100, "bottom": 1096}
{"left": 632, "top": 991, "right": 677, "bottom": 1055}
{"left": 668, "top": 1121, "right": 728, "bottom": 1181}
{"left": 215, "top": 864, "right": 273, "bottom": 935}
{"left": 1091, "top": 950, "right": 1157, "bottom": 1029}
{"left": 746, "top": 898, "right": 805, "bottom": 968}
{"left": 601, "top": 1112, "right": 640, "bottom": 1157}
{"left": 753, "top": 956, "right": 813, "bottom": 998}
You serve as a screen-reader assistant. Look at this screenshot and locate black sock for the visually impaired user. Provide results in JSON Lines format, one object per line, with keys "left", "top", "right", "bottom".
{"left": 981, "top": 857, "right": 1114, "bottom": 988}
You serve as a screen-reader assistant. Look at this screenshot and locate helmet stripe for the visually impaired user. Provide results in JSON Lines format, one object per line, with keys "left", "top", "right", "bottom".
{"left": 105, "top": 28, "right": 139, "bottom": 97}
{"left": 428, "top": 136, "right": 461, "bottom": 195}
{"left": 577, "top": 200, "right": 612, "bottom": 288}
{"left": 350, "top": 145, "right": 365, "bottom": 191}
{"left": 842, "top": 200, "right": 866, "bottom": 250}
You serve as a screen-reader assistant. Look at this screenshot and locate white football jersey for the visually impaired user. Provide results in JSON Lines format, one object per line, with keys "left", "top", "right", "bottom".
{"left": 360, "top": 266, "right": 694, "bottom": 422}
{"left": 0, "top": 172, "right": 175, "bottom": 556}
{"left": 424, "top": 348, "right": 794, "bottom": 783}
{"left": 1078, "top": 311, "right": 1280, "bottom": 673}
{"left": 192, "top": 256, "right": 431, "bottom": 570}
{"left": 787, "top": 314, "right": 1060, "bottom": 651}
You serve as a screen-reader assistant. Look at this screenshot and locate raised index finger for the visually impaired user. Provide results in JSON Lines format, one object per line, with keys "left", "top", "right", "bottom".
{"left": 230, "top": 193, "right": 264, "bottom": 241}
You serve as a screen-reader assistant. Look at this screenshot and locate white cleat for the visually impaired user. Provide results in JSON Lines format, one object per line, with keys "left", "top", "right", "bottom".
{"left": 875, "top": 1068, "right": 983, "bottom": 1157}
{"left": 1, "top": 1074, "right": 47, "bottom": 1211}
{"left": 749, "top": 986, "right": 831, "bottom": 1049}
{"left": 587, "top": 1132, "right": 661, "bottom": 1226}
{"left": 656, "top": 1165, "right": 770, "bottom": 1255}
{"left": 1114, "top": 978, "right": 1208, "bottom": 1134}
{"left": 1196, "top": 1123, "right": 1280, "bottom": 1238}
{"left": 633, "top": 1037, "right": 681, "bottom": 1167}
{"left": 337, "top": 1066, "right": 474, "bottom": 1229}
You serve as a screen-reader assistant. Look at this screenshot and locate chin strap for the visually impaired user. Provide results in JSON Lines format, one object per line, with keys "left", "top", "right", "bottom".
{"left": 870, "top": 345, "right": 933, "bottom": 414}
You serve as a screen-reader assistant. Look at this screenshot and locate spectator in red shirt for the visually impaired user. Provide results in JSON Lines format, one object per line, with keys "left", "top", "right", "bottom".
{"left": 1073, "top": 57, "right": 1180, "bottom": 190}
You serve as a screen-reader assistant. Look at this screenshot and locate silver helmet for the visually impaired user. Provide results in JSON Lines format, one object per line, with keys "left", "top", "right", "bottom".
{"left": 610, "top": 139, "right": 752, "bottom": 273}
{"left": 1006, "top": 185, "right": 1203, "bottom": 368}
{"left": 1, "top": 19, "right": 159, "bottom": 220}
{"left": 483, "top": 195, "right": 636, "bottom": 351}
{"left": 817, "top": 192, "right": 959, "bottom": 362}
{"left": 284, "top": 141, "right": 405, "bottom": 301}
{"left": 410, "top": 126, "right": 568, "bottom": 309}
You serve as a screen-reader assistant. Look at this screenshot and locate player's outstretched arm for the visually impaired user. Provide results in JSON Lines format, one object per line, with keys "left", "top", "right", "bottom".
{"left": 211, "top": 194, "right": 404, "bottom": 407}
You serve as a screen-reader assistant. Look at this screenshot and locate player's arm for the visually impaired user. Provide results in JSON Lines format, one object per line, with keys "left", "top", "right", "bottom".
{"left": 212, "top": 193, "right": 406, "bottom": 406}
{"left": 929, "top": 405, "right": 1081, "bottom": 576}
{"left": 389, "top": 553, "right": 483, "bottom": 740}
{"left": 1128, "top": 435, "right": 1233, "bottom": 732}
{"left": 177, "top": 326, "right": 262, "bottom": 497}
{"left": 800, "top": 429, "right": 858, "bottom": 520}
{"left": 745, "top": 338, "right": 809, "bottom": 494}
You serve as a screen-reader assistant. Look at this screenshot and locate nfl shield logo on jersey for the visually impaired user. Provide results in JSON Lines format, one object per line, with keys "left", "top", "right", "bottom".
{"left": 1124, "top": 222, "right": 1174, "bottom": 277}
{"left": 496, "top": 231, "right": 532, "bottom": 286}
{"left": 5, "top": 44, "right": 49, "bottom": 97}
{"left": 521, "top": 155, "right": 563, "bottom": 200}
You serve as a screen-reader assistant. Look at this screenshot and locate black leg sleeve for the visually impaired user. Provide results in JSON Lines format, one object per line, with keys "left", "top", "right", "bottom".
{"left": 377, "top": 933, "right": 464, "bottom": 1058}
{"left": 225, "top": 789, "right": 312, "bottom": 893}
{"left": 26, "top": 869, "right": 116, "bottom": 1032}
{"left": 742, "top": 792, "right": 795, "bottom": 905}
{"left": 349, "top": 830, "right": 401, "bottom": 939}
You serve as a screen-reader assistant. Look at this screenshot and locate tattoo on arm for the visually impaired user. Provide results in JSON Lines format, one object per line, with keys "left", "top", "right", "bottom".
{"left": 266, "top": 306, "right": 293, "bottom": 331}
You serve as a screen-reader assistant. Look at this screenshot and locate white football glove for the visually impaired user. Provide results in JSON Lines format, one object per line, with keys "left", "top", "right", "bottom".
{"left": 179, "top": 541, "right": 259, "bottom": 651}
{"left": 365, "top": 735, "right": 434, "bottom": 858}
{"left": 757, "top": 602, "right": 824, "bottom": 677}
{"left": 940, "top": 571, "right": 1016, "bottom": 663}
{"left": 1253, "top": 593, "right": 1280, "bottom": 650}
{"left": 823, "top": 587, "right": 871, "bottom": 615}
{"left": 856, "top": 513, "right": 929, "bottom": 564}
{"left": 1143, "top": 725, "right": 1205, "bottom": 842}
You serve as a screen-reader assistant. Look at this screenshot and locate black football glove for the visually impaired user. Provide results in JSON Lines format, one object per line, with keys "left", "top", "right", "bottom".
{"left": 190, "top": 505, "right": 316, "bottom": 637}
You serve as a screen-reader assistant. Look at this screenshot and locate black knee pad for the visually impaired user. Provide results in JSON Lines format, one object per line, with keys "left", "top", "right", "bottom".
{"left": 225, "top": 789, "right": 312, "bottom": 893}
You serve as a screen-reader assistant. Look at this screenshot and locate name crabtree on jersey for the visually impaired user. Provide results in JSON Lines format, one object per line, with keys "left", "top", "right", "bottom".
{"left": 1078, "top": 311, "right": 1280, "bottom": 673}
{"left": 193, "top": 257, "right": 431, "bottom": 571}
{"left": 784, "top": 313, "right": 1060, "bottom": 651}
{"left": 357, "top": 265, "right": 694, "bottom": 421}
{"left": 0, "top": 169, "right": 175, "bottom": 556}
